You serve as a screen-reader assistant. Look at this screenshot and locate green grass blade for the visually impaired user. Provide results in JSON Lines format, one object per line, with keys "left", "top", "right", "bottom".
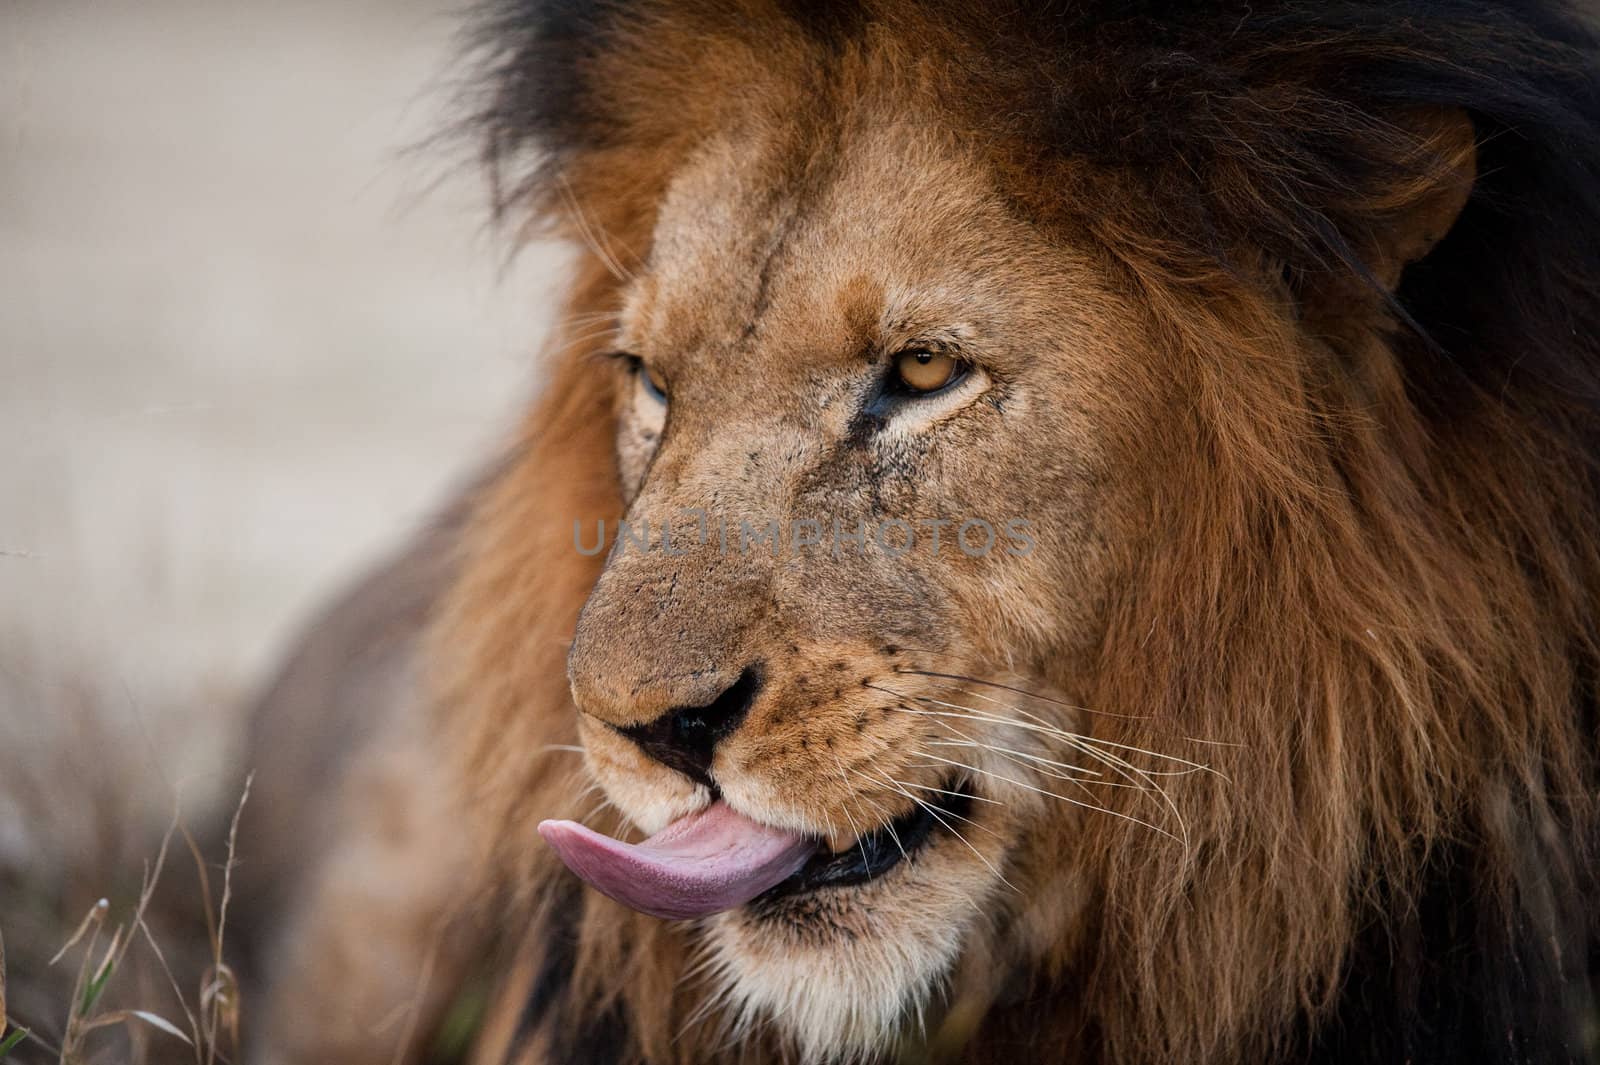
{"left": 0, "top": 1026, "right": 30, "bottom": 1058}
{"left": 81, "top": 960, "right": 115, "bottom": 1014}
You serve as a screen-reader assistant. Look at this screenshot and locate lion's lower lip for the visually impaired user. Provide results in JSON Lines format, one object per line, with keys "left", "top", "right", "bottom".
{"left": 752, "top": 780, "right": 975, "bottom": 903}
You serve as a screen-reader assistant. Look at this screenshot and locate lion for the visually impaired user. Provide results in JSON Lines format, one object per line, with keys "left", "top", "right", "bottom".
{"left": 233, "top": 2, "right": 1600, "bottom": 1063}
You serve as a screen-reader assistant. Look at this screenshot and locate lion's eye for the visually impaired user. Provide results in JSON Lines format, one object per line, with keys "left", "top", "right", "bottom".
{"left": 637, "top": 360, "right": 668, "bottom": 403}
{"left": 893, "top": 350, "right": 963, "bottom": 394}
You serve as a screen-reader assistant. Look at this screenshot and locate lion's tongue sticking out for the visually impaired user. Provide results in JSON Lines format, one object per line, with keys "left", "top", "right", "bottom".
{"left": 537, "top": 802, "right": 815, "bottom": 920}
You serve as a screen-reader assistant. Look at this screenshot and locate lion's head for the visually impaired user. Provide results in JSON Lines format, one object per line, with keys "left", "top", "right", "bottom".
{"left": 432, "top": 3, "right": 1600, "bottom": 1062}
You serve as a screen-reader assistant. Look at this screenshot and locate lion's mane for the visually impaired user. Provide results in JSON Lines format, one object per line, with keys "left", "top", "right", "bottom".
{"left": 434, "top": 2, "right": 1600, "bottom": 1062}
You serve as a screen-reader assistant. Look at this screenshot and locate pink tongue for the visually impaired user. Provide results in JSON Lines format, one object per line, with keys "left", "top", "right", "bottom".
{"left": 538, "top": 802, "right": 816, "bottom": 920}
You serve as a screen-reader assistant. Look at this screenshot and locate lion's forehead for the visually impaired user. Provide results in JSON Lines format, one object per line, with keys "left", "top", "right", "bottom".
{"left": 630, "top": 122, "right": 1079, "bottom": 377}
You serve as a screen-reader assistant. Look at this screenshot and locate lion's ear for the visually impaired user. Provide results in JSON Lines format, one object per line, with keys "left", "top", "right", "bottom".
{"left": 1365, "top": 108, "right": 1477, "bottom": 290}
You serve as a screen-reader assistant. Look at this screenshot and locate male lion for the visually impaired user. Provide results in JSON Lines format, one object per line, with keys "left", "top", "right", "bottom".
{"left": 235, "top": 2, "right": 1600, "bottom": 1063}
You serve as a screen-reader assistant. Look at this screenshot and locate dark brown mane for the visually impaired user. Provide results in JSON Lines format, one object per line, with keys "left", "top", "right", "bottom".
{"left": 442, "top": 2, "right": 1600, "bottom": 1062}
{"left": 473, "top": 0, "right": 1600, "bottom": 412}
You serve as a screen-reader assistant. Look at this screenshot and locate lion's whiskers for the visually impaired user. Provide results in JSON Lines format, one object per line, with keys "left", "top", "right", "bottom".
{"left": 910, "top": 699, "right": 1194, "bottom": 846}
{"left": 545, "top": 323, "right": 627, "bottom": 363}
{"left": 896, "top": 713, "right": 1105, "bottom": 780}
{"left": 881, "top": 697, "right": 1096, "bottom": 748}
{"left": 836, "top": 774, "right": 911, "bottom": 863}
{"left": 558, "top": 309, "right": 622, "bottom": 330}
{"left": 923, "top": 739, "right": 1122, "bottom": 790}
{"left": 889, "top": 662, "right": 1140, "bottom": 719}
{"left": 891, "top": 778, "right": 1006, "bottom": 806}
{"left": 835, "top": 761, "right": 993, "bottom": 845}
{"left": 1060, "top": 736, "right": 1193, "bottom": 843}
{"left": 892, "top": 659, "right": 1236, "bottom": 769}
{"left": 875, "top": 681, "right": 1216, "bottom": 776}
{"left": 859, "top": 767, "right": 1014, "bottom": 893}
{"left": 898, "top": 706, "right": 1102, "bottom": 790}
{"left": 923, "top": 732, "right": 1189, "bottom": 844}
{"left": 914, "top": 751, "right": 1182, "bottom": 843}
{"left": 558, "top": 175, "right": 636, "bottom": 283}
{"left": 860, "top": 797, "right": 910, "bottom": 863}
{"left": 827, "top": 761, "right": 1003, "bottom": 910}
{"left": 904, "top": 709, "right": 1118, "bottom": 808}
{"left": 896, "top": 697, "right": 1189, "bottom": 844}
{"left": 858, "top": 768, "right": 1005, "bottom": 843}
{"left": 569, "top": 780, "right": 609, "bottom": 820}
{"left": 831, "top": 754, "right": 877, "bottom": 874}
{"left": 928, "top": 738, "right": 1113, "bottom": 805}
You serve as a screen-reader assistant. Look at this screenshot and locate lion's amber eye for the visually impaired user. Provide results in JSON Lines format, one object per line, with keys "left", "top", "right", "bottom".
{"left": 893, "top": 350, "right": 962, "bottom": 394}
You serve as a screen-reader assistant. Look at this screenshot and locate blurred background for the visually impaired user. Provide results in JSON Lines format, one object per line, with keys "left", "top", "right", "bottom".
{"left": 1, "top": 0, "right": 563, "bottom": 959}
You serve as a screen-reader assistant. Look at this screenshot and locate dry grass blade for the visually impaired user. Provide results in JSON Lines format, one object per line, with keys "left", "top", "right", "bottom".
{"left": 199, "top": 966, "right": 239, "bottom": 1060}
{"left": 201, "top": 774, "right": 252, "bottom": 1064}
{"left": 39, "top": 781, "right": 257, "bottom": 1065}
{"left": 48, "top": 900, "right": 107, "bottom": 968}
{"left": 135, "top": 913, "right": 202, "bottom": 1064}
{"left": 82, "top": 1009, "right": 193, "bottom": 1044}
{"left": 177, "top": 826, "right": 219, "bottom": 966}
{"left": 56, "top": 898, "right": 109, "bottom": 1063}
{"left": 58, "top": 819, "right": 176, "bottom": 1062}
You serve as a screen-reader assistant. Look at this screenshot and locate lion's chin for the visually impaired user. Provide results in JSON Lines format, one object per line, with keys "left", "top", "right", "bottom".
{"left": 579, "top": 745, "right": 1017, "bottom": 1059}
{"left": 692, "top": 793, "right": 1003, "bottom": 1064}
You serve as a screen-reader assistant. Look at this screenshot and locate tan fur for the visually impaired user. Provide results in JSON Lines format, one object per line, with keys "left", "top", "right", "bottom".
{"left": 240, "top": 4, "right": 1599, "bottom": 1064}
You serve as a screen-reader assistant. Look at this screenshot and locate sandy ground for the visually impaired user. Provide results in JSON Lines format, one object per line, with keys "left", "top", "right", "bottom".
{"left": 0, "top": 0, "right": 567, "bottom": 857}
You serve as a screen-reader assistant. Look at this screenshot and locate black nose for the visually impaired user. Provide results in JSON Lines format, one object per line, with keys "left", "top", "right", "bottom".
{"left": 618, "top": 664, "right": 763, "bottom": 787}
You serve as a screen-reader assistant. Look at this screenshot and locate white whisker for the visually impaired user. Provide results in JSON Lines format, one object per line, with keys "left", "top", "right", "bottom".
{"left": 865, "top": 769, "right": 1014, "bottom": 891}
{"left": 889, "top": 664, "right": 1141, "bottom": 719}
{"left": 559, "top": 176, "right": 633, "bottom": 282}
{"left": 1053, "top": 736, "right": 1191, "bottom": 847}
{"left": 832, "top": 754, "right": 875, "bottom": 873}
{"left": 893, "top": 778, "right": 1005, "bottom": 806}
{"left": 915, "top": 753, "right": 1181, "bottom": 843}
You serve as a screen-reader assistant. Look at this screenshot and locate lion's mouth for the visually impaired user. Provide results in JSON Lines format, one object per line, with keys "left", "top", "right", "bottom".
{"left": 538, "top": 780, "right": 975, "bottom": 920}
{"left": 756, "top": 779, "right": 975, "bottom": 902}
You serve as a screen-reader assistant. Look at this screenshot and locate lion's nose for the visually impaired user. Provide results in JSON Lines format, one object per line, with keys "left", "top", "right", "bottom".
{"left": 617, "top": 664, "right": 764, "bottom": 787}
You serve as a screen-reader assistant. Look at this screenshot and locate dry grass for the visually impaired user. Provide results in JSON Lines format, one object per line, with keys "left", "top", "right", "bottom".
{"left": 0, "top": 6, "right": 563, "bottom": 1062}
{"left": 1, "top": 776, "right": 250, "bottom": 1065}
{"left": 0, "top": 655, "right": 255, "bottom": 1065}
